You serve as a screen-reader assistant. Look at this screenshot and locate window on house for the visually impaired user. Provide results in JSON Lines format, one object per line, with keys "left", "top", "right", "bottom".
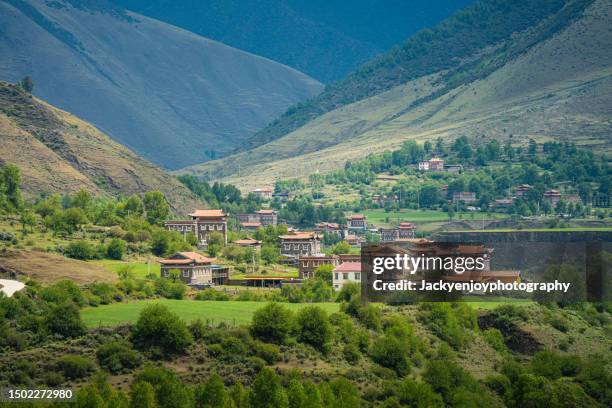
{"left": 334, "top": 273, "right": 339, "bottom": 280}
{"left": 183, "top": 270, "right": 189, "bottom": 277}
{"left": 343, "top": 273, "right": 349, "bottom": 280}
{"left": 355, "top": 273, "right": 361, "bottom": 281}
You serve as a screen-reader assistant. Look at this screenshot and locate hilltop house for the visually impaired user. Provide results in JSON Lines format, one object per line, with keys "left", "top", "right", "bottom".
{"left": 314, "top": 222, "right": 342, "bottom": 234}
{"left": 418, "top": 157, "right": 445, "bottom": 171}
{"left": 251, "top": 187, "right": 273, "bottom": 200}
{"left": 159, "top": 252, "right": 214, "bottom": 285}
{"left": 239, "top": 221, "right": 262, "bottom": 230}
{"left": 379, "top": 222, "right": 416, "bottom": 243}
{"left": 165, "top": 209, "right": 228, "bottom": 246}
{"left": 515, "top": 184, "right": 532, "bottom": 197}
{"left": 280, "top": 232, "right": 321, "bottom": 258}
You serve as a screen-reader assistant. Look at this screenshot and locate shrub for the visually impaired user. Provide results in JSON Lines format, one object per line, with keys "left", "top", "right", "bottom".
{"left": 253, "top": 341, "right": 281, "bottom": 364}
{"left": 482, "top": 328, "right": 507, "bottom": 354}
{"left": 55, "top": 355, "right": 95, "bottom": 380}
{"left": 132, "top": 304, "right": 193, "bottom": 354}
{"left": 106, "top": 238, "right": 126, "bottom": 260}
{"left": 65, "top": 241, "right": 95, "bottom": 260}
{"left": 45, "top": 301, "right": 86, "bottom": 338}
{"left": 343, "top": 342, "right": 361, "bottom": 364}
{"left": 295, "top": 306, "right": 332, "bottom": 353}
{"left": 96, "top": 341, "right": 142, "bottom": 374}
{"left": 250, "top": 303, "right": 293, "bottom": 344}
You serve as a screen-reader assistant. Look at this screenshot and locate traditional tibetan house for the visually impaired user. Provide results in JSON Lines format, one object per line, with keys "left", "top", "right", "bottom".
{"left": 397, "top": 222, "right": 416, "bottom": 239}
{"left": 314, "top": 222, "right": 342, "bottom": 234}
{"left": 346, "top": 214, "right": 366, "bottom": 230}
{"left": 165, "top": 209, "right": 228, "bottom": 247}
{"left": 159, "top": 252, "right": 214, "bottom": 285}
{"left": 543, "top": 189, "right": 562, "bottom": 207}
{"left": 240, "top": 221, "right": 262, "bottom": 230}
{"left": 236, "top": 210, "right": 278, "bottom": 227}
{"left": 298, "top": 255, "right": 340, "bottom": 279}
{"left": 233, "top": 238, "right": 261, "bottom": 250}
{"left": 279, "top": 232, "right": 321, "bottom": 258}
{"left": 452, "top": 192, "right": 477, "bottom": 204}
{"left": 251, "top": 187, "right": 273, "bottom": 200}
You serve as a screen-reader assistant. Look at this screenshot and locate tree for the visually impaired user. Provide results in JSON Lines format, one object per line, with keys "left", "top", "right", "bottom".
{"left": 107, "top": 238, "right": 127, "bottom": 260}
{"left": 250, "top": 303, "right": 293, "bottom": 344}
{"left": 143, "top": 191, "right": 169, "bottom": 225}
{"left": 329, "top": 241, "right": 351, "bottom": 255}
{"left": 296, "top": 306, "right": 332, "bottom": 353}
{"left": 132, "top": 304, "right": 192, "bottom": 354}
{"left": 287, "top": 379, "right": 306, "bottom": 408}
{"left": 124, "top": 195, "right": 145, "bottom": 217}
{"left": 260, "top": 243, "right": 279, "bottom": 264}
{"left": 19, "top": 76, "right": 34, "bottom": 93}
{"left": 397, "top": 379, "right": 443, "bottom": 408}
{"left": 2, "top": 164, "right": 23, "bottom": 210}
{"left": 20, "top": 210, "right": 36, "bottom": 233}
{"left": 249, "top": 368, "right": 288, "bottom": 408}
{"left": 130, "top": 381, "right": 157, "bottom": 408}
{"left": 72, "top": 189, "right": 93, "bottom": 211}
{"left": 45, "top": 301, "right": 86, "bottom": 338}
{"left": 314, "top": 264, "right": 334, "bottom": 284}
{"left": 195, "top": 374, "right": 230, "bottom": 408}
{"left": 65, "top": 240, "right": 95, "bottom": 260}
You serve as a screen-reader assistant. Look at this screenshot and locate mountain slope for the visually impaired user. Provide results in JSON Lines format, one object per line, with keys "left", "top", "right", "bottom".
{"left": 0, "top": 81, "right": 203, "bottom": 214}
{"left": 181, "top": 0, "right": 612, "bottom": 190}
{"left": 113, "top": 0, "right": 472, "bottom": 83}
{"left": 0, "top": 0, "right": 323, "bottom": 169}
{"left": 240, "top": 0, "right": 589, "bottom": 151}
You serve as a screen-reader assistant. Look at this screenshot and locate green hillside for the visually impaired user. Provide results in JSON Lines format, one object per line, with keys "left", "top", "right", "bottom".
{"left": 242, "top": 0, "right": 588, "bottom": 150}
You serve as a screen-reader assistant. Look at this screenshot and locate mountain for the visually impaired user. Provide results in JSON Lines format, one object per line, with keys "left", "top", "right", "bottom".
{"left": 112, "top": 0, "right": 472, "bottom": 83}
{"left": 180, "top": 0, "right": 612, "bottom": 190}
{"left": 0, "top": 81, "right": 203, "bottom": 214}
{"left": 0, "top": 0, "right": 323, "bottom": 170}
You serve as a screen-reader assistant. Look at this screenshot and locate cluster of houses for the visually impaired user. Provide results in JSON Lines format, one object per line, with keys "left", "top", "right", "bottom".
{"left": 418, "top": 158, "right": 463, "bottom": 173}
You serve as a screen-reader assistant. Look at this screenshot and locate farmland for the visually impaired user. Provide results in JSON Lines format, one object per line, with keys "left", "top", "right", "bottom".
{"left": 82, "top": 299, "right": 340, "bottom": 328}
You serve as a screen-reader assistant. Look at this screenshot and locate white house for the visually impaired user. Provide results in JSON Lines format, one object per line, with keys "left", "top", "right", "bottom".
{"left": 332, "top": 262, "right": 362, "bottom": 291}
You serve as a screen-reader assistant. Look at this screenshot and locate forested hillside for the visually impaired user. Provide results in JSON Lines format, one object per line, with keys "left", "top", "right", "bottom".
{"left": 242, "top": 0, "right": 591, "bottom": 150}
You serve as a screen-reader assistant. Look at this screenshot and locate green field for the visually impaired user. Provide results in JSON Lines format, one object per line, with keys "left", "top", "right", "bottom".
{"left": 454, "top": 227, "right": 612, "bottom": 233}
{"left": 361, "top": 209, "right": 507, "bottom": 227}
{"left": 91, "top": 260, "right": 160, "bottom": 279}
{"left": 82, "top": 299, "right": 340, "bottom": 328}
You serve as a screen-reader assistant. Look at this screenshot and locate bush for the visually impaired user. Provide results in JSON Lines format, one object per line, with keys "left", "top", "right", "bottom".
{"left": 45, "top": 301, "right": 86, "bottom": 338}
{"left": 106, "top": 238, "right": 126, "bottom": 260}
{"left": 132, "top": 304, "right": 193, "bottom": 354}
{"left": 55, "top": 355, "right": 95, "bottom": 380}
{"left": 250, "top": 303, "right": 293, "bottom": 344}
{"left": 482, "top": 328, "right": 507, "bottom": 354}
{"left": 343, "top": 342, "right": 361, "bottom": 364}
{"left": 96, "top": 341, "right": 142, "bottom": 374}
{"left": 253, "top": 341, "right": 281, "bottom": 364}
{"left": 295, "top": 306, "right": 332, "bottom": 353}
{"left": 65, "top": 241, "right": 95, "bottom": 260}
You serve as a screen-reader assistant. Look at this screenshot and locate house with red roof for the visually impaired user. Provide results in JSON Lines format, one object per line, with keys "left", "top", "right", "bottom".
{"left": 332, "top": 262, "right": 362, "bottom": 290}
{"left": 158, "top": 252, "right": 214, "bottom": 285}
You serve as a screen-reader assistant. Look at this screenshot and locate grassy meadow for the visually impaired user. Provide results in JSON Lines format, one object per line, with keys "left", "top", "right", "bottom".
{"left": 82, "top": 299, "right": 340, "bottom": 328}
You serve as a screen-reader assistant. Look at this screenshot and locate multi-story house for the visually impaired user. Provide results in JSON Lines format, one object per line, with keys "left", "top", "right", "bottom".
{"left": 452, "top": 192, "right": 477, "bottom": 204}
{"left": 165, "top": 209, "right": 228, "bottom": 246}
{"left": 346, "top": 214, "right": 366, "bottom": 230}
{"left": 159, "top": 252, "right": 214, "bottom": 285}
{"left": 236, "top": 209, "right": 278, "bottom": 227}
{"left": 332, "top": 262, "right": 362, "bottom": 291}
{"left": 279, "top": 232, "right": 321, "bottom": 258}
{"left": 251, "top": 188, "right": 273, "bottom": 200}
{"left": 298, "top": 255, "right": 340, "bottom": 279}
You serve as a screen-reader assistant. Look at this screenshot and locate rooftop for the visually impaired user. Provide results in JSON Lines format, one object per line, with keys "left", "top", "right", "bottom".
{"left": 189, "top": 209, "right": 226, "bottom": 217}
{"left": 334, "top": 262, "right": 362, "bottom": 273}
{"left": 159, "top": 252, "right": 213, "bottom": 265}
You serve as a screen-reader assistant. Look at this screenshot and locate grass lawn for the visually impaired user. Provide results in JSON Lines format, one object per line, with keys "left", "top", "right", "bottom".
{"left": 91, "top": 260, "right": 160, "bottom": 279}
{"left": 82, "top": 299, "right": 340, "bottom": 328}
{"left": 361, "top": 209, "right": 507, "bottom": 227}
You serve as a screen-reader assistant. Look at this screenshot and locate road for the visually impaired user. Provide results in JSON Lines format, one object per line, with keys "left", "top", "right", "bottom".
{"left": 0, "top": 279, "right": 25, "bottom": 297}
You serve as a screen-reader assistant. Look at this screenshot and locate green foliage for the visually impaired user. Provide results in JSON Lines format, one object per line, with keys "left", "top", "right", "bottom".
{"left": 55, "top": 355, "right": 95, "bottom": 380}
{"left": 482, "top": 328, "right": 507, "bottom": 354}
{"left": 106, "top": 238, "right": 127, "bottom": 260}
{"left": 65, "top": 240, "right": 97, "bottom": 260}
{"left": 195, "top": 373, "right": 231, "bottom": 408}
{"left": 143, "top": 191, "right": 170, "bottom": 225}
{"left": 132, "top": 304, "right": 193, "bottom": 354}
{"left": 249, "top": 368, "right": 288, "bottom": 408}
{"left": 96, "top": 340, "right": 142, "bottom": 374}
{"left": 295, "top": 306, "right": 332, "bottom": 353}
{"left": 418, "top": 303, "right": 478, "bottom": 349}
{"left": 133, "top": 365, "right": 192, "bottom": 408}
{"left": 45, "top": 301, "right": 86, "bottom": 338}
{"left": 250, "top": 302, "right": 293, "bottom": 344}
